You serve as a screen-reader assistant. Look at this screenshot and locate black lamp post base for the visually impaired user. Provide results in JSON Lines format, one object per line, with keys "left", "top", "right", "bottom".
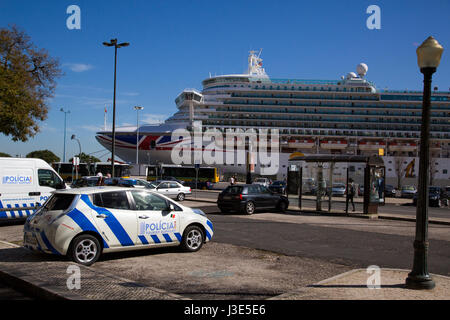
{"left": 405, "top": 274, "right": 435, "bottom": 290}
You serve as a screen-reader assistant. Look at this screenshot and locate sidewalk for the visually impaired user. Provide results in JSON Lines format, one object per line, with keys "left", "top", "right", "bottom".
{"left": 0, "top": 241, "right": 187, "bottom": 300}
{"left": 270, "top": 268, "right": 450, "bottom": 300}
{"left": 1, "top": 240, "right": 448, "bottom": 300}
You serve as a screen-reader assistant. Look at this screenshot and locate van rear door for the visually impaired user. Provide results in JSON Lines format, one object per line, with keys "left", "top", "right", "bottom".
{"left": 0, "top": 163, "right": 38, "bottom": 219}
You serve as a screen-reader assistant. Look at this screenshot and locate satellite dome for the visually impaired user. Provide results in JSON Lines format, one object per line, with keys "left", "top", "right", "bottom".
{"left": 346, "top": 72, "right": 357, "bottom": 79}
{"left": 356, "top": 63, "right": 368, "bottom": 77}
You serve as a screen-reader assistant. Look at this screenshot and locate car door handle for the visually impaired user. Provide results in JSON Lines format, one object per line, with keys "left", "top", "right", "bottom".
{"left": 139, "top": 215, "right": 149, "bottom": 219}
{"left": 96, "top": 214, "right": 108, "bottom": 219}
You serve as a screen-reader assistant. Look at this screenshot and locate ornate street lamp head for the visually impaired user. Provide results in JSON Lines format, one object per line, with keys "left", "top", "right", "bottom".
{"left": 416, "top": 36, "right": 444, "bottom": 70}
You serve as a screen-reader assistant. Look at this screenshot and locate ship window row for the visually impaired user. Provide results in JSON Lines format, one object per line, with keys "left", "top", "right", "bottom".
{"left": 209, "top": 114, "right": 450, "bottom": 126}
{"left": 202, "top": 121, "right": 450, "bottom": 140}
{"left": 216, "top": 107, "right": 450, "bottom": 118}
{"left": 221, "top": 99, "right": 450, "bottom": 111}
{"left": 229, "top": 92, "right": 378, "bottom": 101}
{"left": 381, "top": 94, "right": 449, "bottom": 102}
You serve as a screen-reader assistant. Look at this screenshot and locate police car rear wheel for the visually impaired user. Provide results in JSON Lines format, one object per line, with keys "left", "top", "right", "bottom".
{"left": 181, "top": 225, "right": 204, "bottom": 252}
{"left": 70, "top": 234, "right": 101, "bottom": 266}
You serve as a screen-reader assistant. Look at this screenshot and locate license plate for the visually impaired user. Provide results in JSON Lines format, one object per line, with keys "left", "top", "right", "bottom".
{"left": 25, "top": 233, "right": 37, "bottom": 246}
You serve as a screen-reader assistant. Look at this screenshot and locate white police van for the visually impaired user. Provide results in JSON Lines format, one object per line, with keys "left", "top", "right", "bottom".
{"left": 0, "top": 157, "right": 66, "bottom": 220}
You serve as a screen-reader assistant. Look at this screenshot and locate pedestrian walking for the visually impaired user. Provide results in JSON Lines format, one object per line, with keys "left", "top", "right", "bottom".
{"left": 347, "top": 178, "right": 356, "bottom": 212}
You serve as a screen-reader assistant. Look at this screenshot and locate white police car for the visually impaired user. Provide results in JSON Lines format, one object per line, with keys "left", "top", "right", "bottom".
{"left": 23, "top": 187, "right": 213, "bottom": 265}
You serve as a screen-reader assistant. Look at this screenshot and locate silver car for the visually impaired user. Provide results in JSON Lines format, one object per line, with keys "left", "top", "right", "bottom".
{"left": 253, "top": 178, "right": 272, "bottom": 188}
{"left": 150, "top": 181, "right": 192, "bottom": 201}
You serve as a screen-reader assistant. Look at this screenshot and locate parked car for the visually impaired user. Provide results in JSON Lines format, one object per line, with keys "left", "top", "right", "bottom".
{"left": 103, "top": 178, "right": 156, "bottom": 189}
{"left": 148, "top": 181, "right": 192, "bottom": 201}
{"left": 268, "top": 181, "right": 287, "bottom": 194}
{"left": 358, "top": 185, "right": 364, "bottom": 197}
{"left": 401, "top": 185, "right": 417, "bottom": 198}
{"left": 253, "top": 178, "right": 272, "bottom": 188}
{"left": 384, "top": 184, "right": 397, "bottom": 197}
{"left": 160, "top": 176, "right": 185, "bottom": 185}
{"left": 327, "top": 183, "right": 346, "bottom": 197}
{"left": 217, "top": 184, "right": 289, "bottom": 215}
{"left": 183, "top": 180, "right": 215, "bottom": 190}
{"left": 23, "top": 187, "right": 213, "bottom": 265}
{"left": 413, "top": 186, "right": 449, "bottom": 207}
{"left": 71, "top": 176, "right": 102, "bottom": 188}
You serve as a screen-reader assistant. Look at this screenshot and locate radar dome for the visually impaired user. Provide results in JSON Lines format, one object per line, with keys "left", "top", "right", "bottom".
{"left": 346, "top": 72, "right": 357, "bottom": 79}
{"left": 356, "top": 63, "right": 368, "bottom": 77}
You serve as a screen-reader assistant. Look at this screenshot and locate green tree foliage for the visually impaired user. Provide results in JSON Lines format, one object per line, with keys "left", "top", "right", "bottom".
{"left": 26, "top": 149, "right": 60, "bottom": 164}
{"left": 69, "top": 152, "right": 101, "bottom": 163}
{"left": 0, "top": 152, "right": 11, "bottom": 157}
{"left": 0, "top": 25, "right": 62, "bottom": 141}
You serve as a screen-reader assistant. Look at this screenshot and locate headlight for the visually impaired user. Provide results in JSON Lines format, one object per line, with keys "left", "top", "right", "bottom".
{"left": 192, "top": 208, "right": 206, "bottom": 216}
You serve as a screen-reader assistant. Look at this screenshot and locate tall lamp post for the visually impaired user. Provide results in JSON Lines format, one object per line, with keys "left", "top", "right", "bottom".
{"left": 405, "top": 36, "right": 443, "bottom": 290}
{"left": 134, "top": 106, "right": 144, "bottom": 176}
{"left": 60, "top": 108, "right": 70, "bottom": 162}
{"left": 103, "top": 38, "right": 130, "bottom": 177}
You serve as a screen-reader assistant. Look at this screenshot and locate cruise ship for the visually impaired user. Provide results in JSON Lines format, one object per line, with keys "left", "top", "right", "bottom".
{"left": 95, "top": 51, "right": 450, "bottom": 183}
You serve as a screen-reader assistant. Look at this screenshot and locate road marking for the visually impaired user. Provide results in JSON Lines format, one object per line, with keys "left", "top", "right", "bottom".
{"left": 0, "top": 240, "right": 21, "bottom": 248}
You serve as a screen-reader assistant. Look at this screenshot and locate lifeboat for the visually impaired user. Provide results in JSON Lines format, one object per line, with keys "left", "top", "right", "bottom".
{"left": 288, "top": 139, "right": 315, "bottom": 148}
{"left": 358, "top": 141, "right": 386, "bottom": 151}
{"left": 320, "top": 140, "right": 348, "bottom": 150}
{"left": 388, "top": 142, "right": 418, "bottom": 152}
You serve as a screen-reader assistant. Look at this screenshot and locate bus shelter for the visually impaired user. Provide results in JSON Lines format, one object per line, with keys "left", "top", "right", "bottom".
{"left": 287, "top": 154, "right": 385, "bottom": 214}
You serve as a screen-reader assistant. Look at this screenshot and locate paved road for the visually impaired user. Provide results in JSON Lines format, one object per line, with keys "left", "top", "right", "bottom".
{"left": 205, "top": 211, "right": 450, "bottom": 276}
{"left": 191, "top": 190, "right": 450, "bottom": 219}
{"left": 0, "top": 280, "right": 33, "bottom": 300}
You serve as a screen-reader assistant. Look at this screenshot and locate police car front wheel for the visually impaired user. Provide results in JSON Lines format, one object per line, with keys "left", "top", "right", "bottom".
{"left": 69, "top": 234, "right": 101, "bottom": 266}
{"left": 181, "top": 225, "right": 204, "bottom": 252}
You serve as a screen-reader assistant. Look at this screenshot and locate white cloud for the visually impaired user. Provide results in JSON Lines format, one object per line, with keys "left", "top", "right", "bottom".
{"left": 64, "top": 63, "right": 94, "bottom": 72}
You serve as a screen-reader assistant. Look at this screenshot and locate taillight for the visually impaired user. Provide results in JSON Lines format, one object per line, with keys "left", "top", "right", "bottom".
{"left": 239, "top": 194, "right": 243, "bottom": 200}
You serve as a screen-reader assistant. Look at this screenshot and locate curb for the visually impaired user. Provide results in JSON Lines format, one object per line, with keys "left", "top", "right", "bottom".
{"left": 0, "top": 267, "right": 74, "bottom": 300}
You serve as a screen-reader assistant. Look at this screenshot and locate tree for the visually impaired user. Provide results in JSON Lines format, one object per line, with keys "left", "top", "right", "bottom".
{"left": 0, "top": 25, "right": 62, "bottom": 141}
{"left": 26, "top": 149, "right": 60, "bottom": 164}
{"left": 0, "top": 152, "right": 11, "bottom": 157}
{"left": 69, "top": 152, "right": 100, "bottom": 164}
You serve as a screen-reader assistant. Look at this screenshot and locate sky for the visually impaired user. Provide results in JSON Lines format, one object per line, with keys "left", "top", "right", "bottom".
{"left": 0, "top": 0, "right": 449, "bottom": 162}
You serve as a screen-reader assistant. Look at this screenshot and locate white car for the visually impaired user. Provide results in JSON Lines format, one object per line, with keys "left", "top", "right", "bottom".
{"left": 253, "top": 178, "right": 272, "bottom": 188}
{"left": 23, "top": 187, "right": 213, "bottom": 265}
{"left": 150, "top": 181, "right": 191, "bottom": 201}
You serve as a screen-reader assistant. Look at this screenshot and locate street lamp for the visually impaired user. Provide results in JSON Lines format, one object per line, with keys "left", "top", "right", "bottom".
{"left": 405, "top": 36, "right": 443, "bottom": 290}
{"left": 134, "top": 106, "right": 144, "bottom": 176}
{"left": 60, "top": 108, "right": 70, "bottom": 162}
{"left": 71, "top": 134, "right": 82, "bottom": 157}
{"left": 103, "top": 38, "right": 130, "bottom": 177}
